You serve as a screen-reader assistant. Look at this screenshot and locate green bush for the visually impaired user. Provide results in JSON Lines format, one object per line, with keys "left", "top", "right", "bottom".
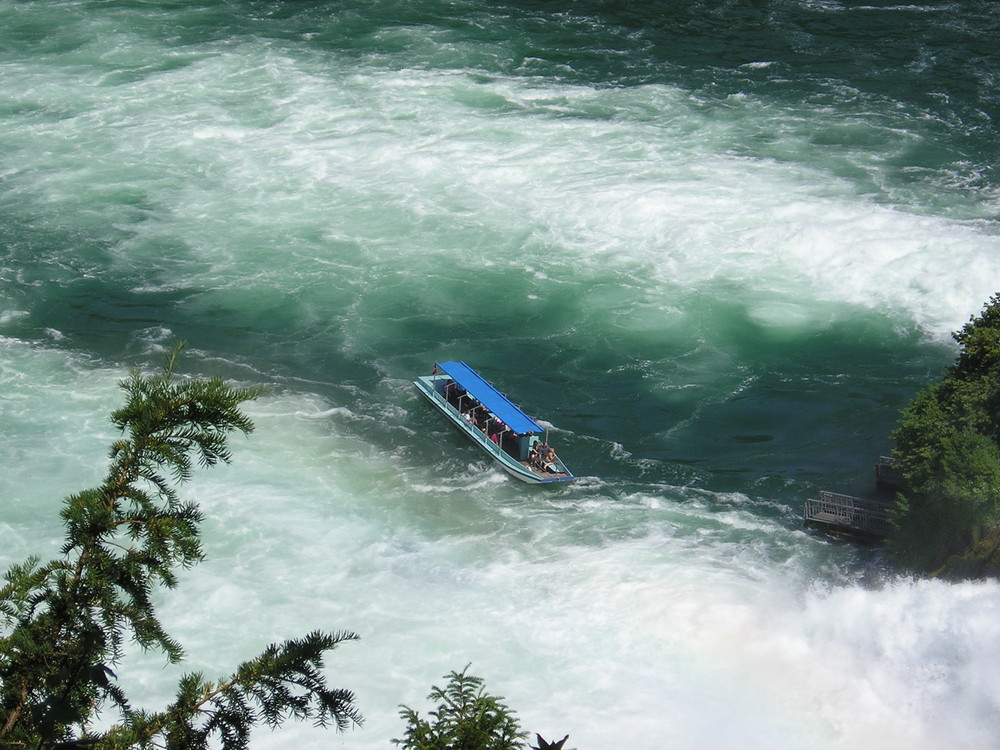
{"left": 890, "top": 295, "right": 1000, "bottom": 572}
{"left": 393, "top": 666, "right": 526, "bottom": 750}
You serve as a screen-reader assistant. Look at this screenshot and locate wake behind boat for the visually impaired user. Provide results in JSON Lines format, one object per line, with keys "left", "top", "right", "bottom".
{"left": 414, "top": 361, "right": 574, "bottom": 484}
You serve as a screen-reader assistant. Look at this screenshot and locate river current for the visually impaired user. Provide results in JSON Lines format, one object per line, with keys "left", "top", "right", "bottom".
{"left": 2, "top": 2, "right": 1000, "bottom": 748}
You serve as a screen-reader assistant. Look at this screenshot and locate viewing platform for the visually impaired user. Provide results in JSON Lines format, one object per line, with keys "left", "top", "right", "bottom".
{"left": 803, "top": 457, "right": 901, "bottom": 539}
{"left": 804, "top": 490, "right": 893, "bottom": 538}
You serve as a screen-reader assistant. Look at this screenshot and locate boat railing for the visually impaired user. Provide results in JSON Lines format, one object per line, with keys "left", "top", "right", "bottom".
{"left": 432, "top": 380, "right": 506, "bottom": 460}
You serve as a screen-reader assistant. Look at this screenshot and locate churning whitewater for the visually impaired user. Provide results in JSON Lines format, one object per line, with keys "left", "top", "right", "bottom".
{"left": 2, "top": 2, "right": 1000, "bottom": 748}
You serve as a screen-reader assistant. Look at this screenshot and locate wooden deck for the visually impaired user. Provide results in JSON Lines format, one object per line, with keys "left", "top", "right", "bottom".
{"left": 804, "top": 490, "right": 893, "bottom": 538}
{"left": 520, "top": 459, "right": 570, "bottom": 480}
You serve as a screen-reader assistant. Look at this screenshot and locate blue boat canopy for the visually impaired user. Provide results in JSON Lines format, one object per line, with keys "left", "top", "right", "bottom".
{"left": 436, "top": 361, "right": 543, "bottom": 435}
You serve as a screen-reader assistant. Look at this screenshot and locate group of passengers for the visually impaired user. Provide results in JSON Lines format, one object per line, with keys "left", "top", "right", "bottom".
{"left": 529, "top": 440, "right": 558, "bottom": 473}
{"left": 445, "top": 381, "right": 508, "bottom": 443}
{"left": 462, "top": 404, "right": 506, "bottom": 443}
{"left": 443, "top": 378, "right": 560, "bottom": 473}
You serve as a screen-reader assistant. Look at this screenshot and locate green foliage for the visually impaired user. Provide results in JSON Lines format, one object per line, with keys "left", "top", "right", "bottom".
{"left": 531, "top": 734, "right": 569, "bottom": 750}
{"left": 0, "top": 343, "right": 362, "bottom": 749}
{"left": 890, "top": 295, "right": 1000, "bottom": 572}
{"left": 393, "top": 666, "right": 526, "bottom": 750}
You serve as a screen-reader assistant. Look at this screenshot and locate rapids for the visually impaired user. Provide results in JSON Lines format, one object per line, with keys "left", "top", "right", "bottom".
{"left": 2, "top": 2, "right": 1000, "bottom": 748}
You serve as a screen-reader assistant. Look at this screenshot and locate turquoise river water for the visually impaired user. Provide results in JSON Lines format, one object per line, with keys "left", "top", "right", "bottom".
{"left": 2, "top": 2, "right": 1000, "bottom": 748}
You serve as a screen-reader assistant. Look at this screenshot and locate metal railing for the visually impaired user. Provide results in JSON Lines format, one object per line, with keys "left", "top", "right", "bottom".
{"left": 804, "top": 490, "right": 892, "bottom": 537}
{"left": 428, "top": 379, "right": 506, "bottom": 460}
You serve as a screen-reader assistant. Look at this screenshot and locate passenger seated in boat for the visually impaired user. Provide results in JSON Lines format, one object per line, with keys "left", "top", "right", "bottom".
{"left": 530, "top": 441, "right": 550, "bottom": 470}
{"left": 484, "top": 413, "right": 501, "bottom": 436}
{"left": 536, "top": 443, "right": 556, "bottom": 472}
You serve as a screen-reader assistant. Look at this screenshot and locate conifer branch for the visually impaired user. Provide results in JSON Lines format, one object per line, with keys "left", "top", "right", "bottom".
{"left": 0, "top": 344, "right": 361, "bottom": 749}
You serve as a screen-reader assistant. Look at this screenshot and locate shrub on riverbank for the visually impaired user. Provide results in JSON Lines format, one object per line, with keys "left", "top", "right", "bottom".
{"left": 890, "top": 294, "right": 1000, "bottom": 575}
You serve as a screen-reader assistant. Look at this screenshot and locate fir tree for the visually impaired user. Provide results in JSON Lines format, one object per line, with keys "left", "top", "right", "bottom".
{"left": 531, "top": 734, "right": 569, "bottom": 750}
{"left": 0, "top": 343, "right": 362, "bottom": 749}
{"left": 393, "top": 665, "right": 526, "bottom": 750}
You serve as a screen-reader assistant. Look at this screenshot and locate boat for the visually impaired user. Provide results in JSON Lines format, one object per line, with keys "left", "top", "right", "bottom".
{"left": 414, "top": 361, "right": 575, "bottom": 484}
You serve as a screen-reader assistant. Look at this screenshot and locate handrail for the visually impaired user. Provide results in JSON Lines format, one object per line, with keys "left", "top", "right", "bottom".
{"left": 804, "top": 491, "right": 892, "bottom": 537}
{"left": 438, "top": 388, "right": 503, "bottom": 458}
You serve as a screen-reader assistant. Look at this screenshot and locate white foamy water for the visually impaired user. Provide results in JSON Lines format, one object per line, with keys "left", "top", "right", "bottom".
{"left": 2, "top": 339, "right": 1000, "bottom": 749}
{"left": 6, "top": 40, "right": 999, "bottom": 344}
{"left": 3, "top": 4, "right": 1000, "bottom": 749}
